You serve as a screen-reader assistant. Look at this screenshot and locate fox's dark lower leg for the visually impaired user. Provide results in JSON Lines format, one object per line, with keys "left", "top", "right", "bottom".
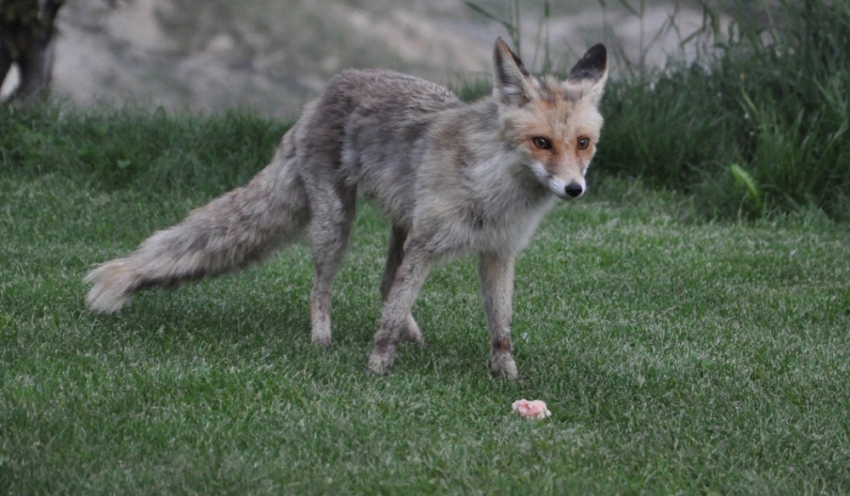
{"left": 369, "top": 242, "right": 433, "bottom": 374}
{"left": 479, "top": 253, "right": 519, "bottom": 379}
{"left": 380, "top": 225, "right": 424, "bottom": 345}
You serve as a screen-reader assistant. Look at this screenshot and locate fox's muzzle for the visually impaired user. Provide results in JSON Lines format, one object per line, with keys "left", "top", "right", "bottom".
{"left": 528, "top": 162, "right": 587, "bottom": 200}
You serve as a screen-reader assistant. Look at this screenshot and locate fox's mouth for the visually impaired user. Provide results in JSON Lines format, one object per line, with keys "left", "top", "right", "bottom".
{"left": 528, "top": 162, "right": 585, "bottom": 199}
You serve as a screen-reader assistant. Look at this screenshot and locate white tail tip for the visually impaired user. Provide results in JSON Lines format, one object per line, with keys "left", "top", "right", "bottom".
{"left": 84, "top": 261, "right": 137, "bottom": 313}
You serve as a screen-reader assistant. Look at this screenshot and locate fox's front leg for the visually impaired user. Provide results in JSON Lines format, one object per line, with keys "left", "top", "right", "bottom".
{"left": 368, "top": 242, "right": 433, "bottom": 375}
{"left": 479, "top": 253, "right": 519, "bottom": 379}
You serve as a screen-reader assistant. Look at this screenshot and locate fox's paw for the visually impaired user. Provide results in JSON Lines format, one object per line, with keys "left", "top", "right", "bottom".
{"left": 310, "top": 316, "right": 333, "bottom": 348}
{"left": 399, "top": 314, "right": 424, "bottom": 345}
{"left": 491, "top": 352, "right": 519, "bottom": 380}
{"left": 367, "top": 344, "right": 396, "bottom": 375}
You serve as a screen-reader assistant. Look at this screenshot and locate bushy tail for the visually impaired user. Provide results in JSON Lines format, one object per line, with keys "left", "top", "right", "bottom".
{"left": 84, "top": 136, "right": 310, "bottom": 313}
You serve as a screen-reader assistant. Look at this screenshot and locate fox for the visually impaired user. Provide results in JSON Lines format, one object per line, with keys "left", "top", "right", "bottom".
{"left": 84, "top": 38, "right": 609, "bottom": 379}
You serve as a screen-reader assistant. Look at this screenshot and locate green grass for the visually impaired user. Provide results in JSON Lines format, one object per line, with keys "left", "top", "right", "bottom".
{"left": 2, "top": 106, "right": 850, "bottom": 494}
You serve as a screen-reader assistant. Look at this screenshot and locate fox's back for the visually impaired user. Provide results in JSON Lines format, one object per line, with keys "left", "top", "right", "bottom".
{"left": 297, "top": 69, "right": 465, "bottom": 226}
{"left": 328, "top": 68, "right": 461, "bottom": 115}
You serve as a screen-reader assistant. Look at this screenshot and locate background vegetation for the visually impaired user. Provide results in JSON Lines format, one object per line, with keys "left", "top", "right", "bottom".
{"left": 598, "top": 0, "right": 850, "bottom": 221}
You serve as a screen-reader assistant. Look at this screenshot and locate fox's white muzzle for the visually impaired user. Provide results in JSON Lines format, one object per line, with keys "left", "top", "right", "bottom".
{"left": 529, "top": 162, "right": 586, "bottom": 199}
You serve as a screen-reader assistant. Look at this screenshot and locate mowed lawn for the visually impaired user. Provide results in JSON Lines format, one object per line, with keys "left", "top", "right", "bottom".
{"left": 2, "top": 166, "right": 850, "bottom": 493}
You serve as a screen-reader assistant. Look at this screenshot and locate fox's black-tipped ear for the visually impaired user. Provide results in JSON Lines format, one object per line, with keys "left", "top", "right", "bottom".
{"left": 568, "top": 43, "right": 608, "bottom": 82}
{"left": 492, "top": 37, "right": 534, "bottom": 107}
{"left": 564, "top": 43, "right": 609, "bottom": 105}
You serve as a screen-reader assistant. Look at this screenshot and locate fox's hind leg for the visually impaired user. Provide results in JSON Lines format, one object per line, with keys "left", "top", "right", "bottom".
{"left": 305, "top": 182, "right": 357, "bottom": 347}
{"left": 380, "top": 225, "right": 424, "bottom": 345}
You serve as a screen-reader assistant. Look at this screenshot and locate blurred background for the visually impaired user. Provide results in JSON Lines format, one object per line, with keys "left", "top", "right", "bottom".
{"left": 0, "top": 0, "right": 728, "bottom": 117}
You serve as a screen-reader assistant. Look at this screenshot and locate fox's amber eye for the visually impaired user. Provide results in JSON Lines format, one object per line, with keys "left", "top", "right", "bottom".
{"left": 531, "top": 137, "right": 552, "bottom": 150}
{"left": 577, "top": 137, "right": 591, "bottom": 150}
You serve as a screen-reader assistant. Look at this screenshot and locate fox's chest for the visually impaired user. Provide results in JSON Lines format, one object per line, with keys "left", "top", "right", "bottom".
{"left": 423, "top": 193, "right": 556, "bottom": 257}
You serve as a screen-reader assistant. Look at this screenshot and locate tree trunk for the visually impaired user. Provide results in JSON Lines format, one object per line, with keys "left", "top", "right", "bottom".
{"left": 0, "top": 0, "right": 64, "bottom": 102}
{"left": 0, "top": 45, "right": 13, "bottom": 94}
{"left": 15, "top": 26, "right": 55, "bottom": 99}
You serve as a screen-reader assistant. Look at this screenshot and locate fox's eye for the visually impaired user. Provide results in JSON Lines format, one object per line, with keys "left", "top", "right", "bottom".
{"left": 531, "top": 137, "right": 552, "bottom": 150}
{"left": 577, "top": 137, "right": 591, "bottom": 150}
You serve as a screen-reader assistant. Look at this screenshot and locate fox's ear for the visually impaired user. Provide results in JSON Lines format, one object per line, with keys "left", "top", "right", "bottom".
{"left": 564, "top": 43, "right": 609, "bottom": 106}
{"left": 492, "top": 37, "right": 534, "bottom": 107}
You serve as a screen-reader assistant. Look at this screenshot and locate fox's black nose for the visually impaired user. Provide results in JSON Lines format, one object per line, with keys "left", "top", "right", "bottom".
{"left": 565, "top": 182, "right": 584, "bottom": 198}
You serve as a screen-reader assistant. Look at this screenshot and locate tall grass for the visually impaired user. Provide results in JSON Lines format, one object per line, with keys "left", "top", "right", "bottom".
{"left": 598, "top": 0, "right": 850, "bottom": 220}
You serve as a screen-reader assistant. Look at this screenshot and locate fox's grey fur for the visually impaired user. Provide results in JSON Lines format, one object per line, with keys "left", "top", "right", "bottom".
{"left": 85, "top": 38, "right": 609, "bottom": 378}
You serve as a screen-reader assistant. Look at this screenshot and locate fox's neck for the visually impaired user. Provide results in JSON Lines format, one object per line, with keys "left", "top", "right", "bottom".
{"left": 458, "top": 99, "right": 553, "bottom": 205}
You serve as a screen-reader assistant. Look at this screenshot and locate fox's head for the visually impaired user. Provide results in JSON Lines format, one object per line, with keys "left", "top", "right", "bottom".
{"left": 492, "top": 38, "right": 608, "bottom": 199}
